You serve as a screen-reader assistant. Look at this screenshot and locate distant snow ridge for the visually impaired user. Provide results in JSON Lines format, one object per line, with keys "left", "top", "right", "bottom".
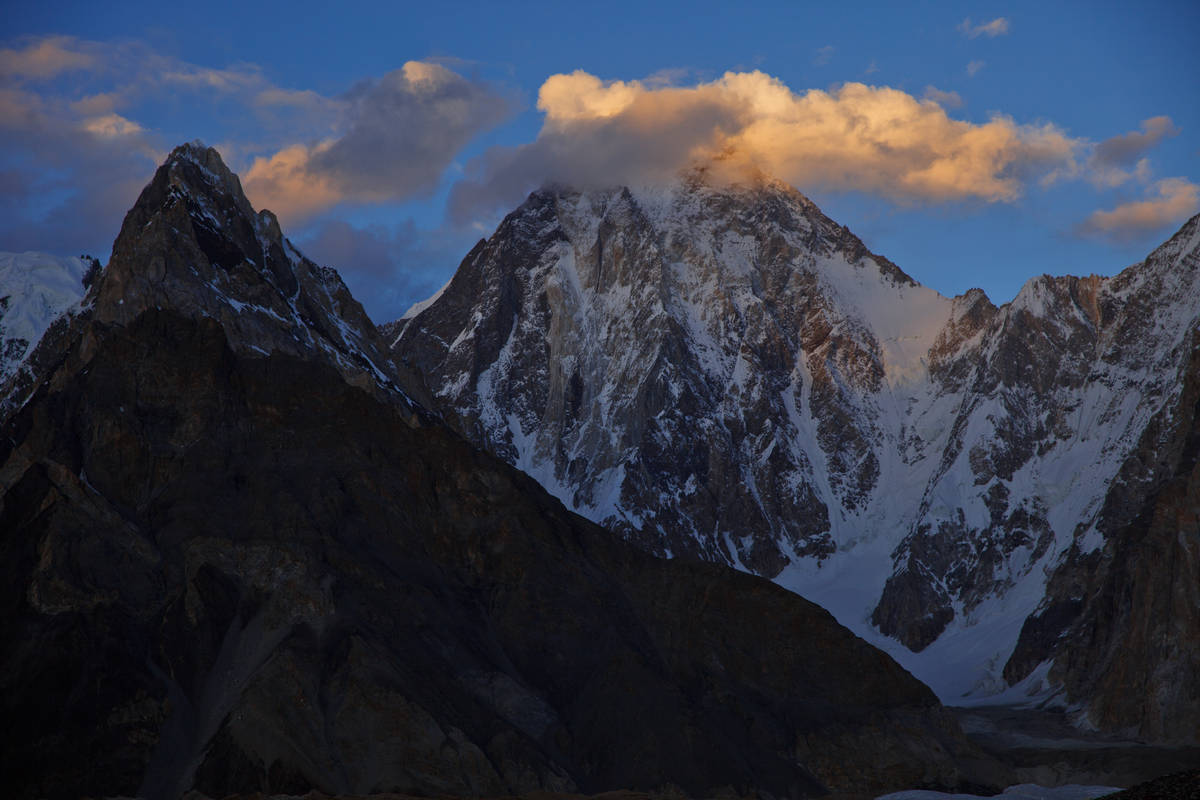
{"left": 0, "top": 252, "right": 89, "bottom": 383}
{"left": 393, "top": 166, "right": 1200, "bottom": 737}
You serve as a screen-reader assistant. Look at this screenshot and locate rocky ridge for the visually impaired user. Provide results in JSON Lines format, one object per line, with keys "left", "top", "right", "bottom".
{"left": 393, "top": 169, "right": 1200, "bottom": 741}
{"left": 0, "top": 144, "right": 1005, "bottom": 799}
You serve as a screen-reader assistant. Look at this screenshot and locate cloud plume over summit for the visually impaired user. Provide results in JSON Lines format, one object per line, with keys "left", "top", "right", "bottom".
{"left": 450, "top": 69, "right": 1081, "bottom": 221}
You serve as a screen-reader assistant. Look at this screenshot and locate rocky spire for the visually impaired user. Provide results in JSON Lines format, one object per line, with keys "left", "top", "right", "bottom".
{"left": 89, "top": 141, "right": 431, "bottom": 408}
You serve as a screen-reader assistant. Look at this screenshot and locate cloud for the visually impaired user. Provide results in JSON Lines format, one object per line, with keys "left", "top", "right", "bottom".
{"left": 0, "top": 35, "right": 94, "bottom": 80}
{"left": 238, "top": 143, "right": 346, "bottom": 221}
{"left": 0, "top": 35, "right": 345, "bottom": 256}
{"left": 449, "top": 69, "right": 1082, "bottom": 221}
{"left": 1092, "top": 116, "right": 1180, "bottom": 167}
{"left": 5, "top": 36, "right": 347, "bottom": 141}
{"left": 82, "top": 112, "right": 144, "bottom": 139}
{"left": 967, "top": 60, "right": 986, "bottom": 77}
{"left": 1085, "top": 116, "right": 1180, "bottom": 187}
{"left": 959, "top": 17, "right": 1010, "bottom": 38}
{"left": 253, "top": 86, "right": 336, "bottom": 113}
{"left": 2, "top": 36, "right": 275, "bottom": 103}
{"left": 922, "top": 86, "right": 963, "bottom": 109}
{"left": 0, "top": 35, "right": 515, "bottom": 253}
{"left": 813, "top": 45, "right": 835, "bottom": 66}
{"left": 0, "top": 82, "right": 161, "bottom": 256}
{"left": 0, "top": 35, "right": 500, "bottom": 316}
{"left": 243, "top": 61, "right": 513, "bottom": 223}
{"left": 1079, "top": 178, "right": 1199, "bottom": 240}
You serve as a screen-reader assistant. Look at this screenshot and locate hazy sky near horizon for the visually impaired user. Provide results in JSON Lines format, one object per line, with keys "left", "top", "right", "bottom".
{"left": 2, "top": 0, "right": 1197, "bottom": 321}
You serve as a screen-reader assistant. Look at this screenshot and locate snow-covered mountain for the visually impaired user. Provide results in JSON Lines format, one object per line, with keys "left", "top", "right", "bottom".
{"left": 0, "top": 251, "right": 90, "bottom": 384}
{"left": 393, "top": 167, "right": 1200, "bottom": 741}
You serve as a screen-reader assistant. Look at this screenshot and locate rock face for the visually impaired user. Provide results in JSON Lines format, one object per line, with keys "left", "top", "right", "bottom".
{"left": 393, "top": 170, "right": 1200, "bottom": 737}
{"left": 393, "top": 174, "right": 941, "bottom": 576}
{"left": 1004, "top": 221, "right": 1200, "bottom": 744}
{"left": 0, "top": 144, "right": 1004, "bottom": 799}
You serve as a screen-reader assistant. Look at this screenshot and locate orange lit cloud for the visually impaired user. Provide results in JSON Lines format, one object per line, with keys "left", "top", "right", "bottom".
{"left": 241, "top": 143, "right": 345, "bottom": 221}
{"left": 451, "top": 69, "right": 1082, "bottom": 220}
{"left": 1080, "top": 178, "right": 1199, "bottom": 239}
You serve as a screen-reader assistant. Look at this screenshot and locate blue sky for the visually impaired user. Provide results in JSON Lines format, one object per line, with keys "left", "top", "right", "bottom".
{"left": 2, "top": 0, "right": 1197, "bottom": 321}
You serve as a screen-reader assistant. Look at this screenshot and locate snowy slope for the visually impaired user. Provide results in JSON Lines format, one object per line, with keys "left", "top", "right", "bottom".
{"left": 394, "top": 170, "right": 1200, "bottom": 725}
{"left": 0, "top": 252, "right": 89, "bottom": 384}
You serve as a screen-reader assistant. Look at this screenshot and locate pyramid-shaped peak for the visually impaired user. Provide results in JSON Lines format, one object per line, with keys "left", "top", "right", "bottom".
{"left": 166, "top": 140, "right": 232, "bottom": 178}
{"left": 147, "top": 141, "right": 257, "bottom": 223}
{"left": 521, "top": 163, "right": 919, "bottom": 291}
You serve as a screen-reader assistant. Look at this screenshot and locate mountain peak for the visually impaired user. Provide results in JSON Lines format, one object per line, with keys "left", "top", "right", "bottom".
{"left": 393, "top": 161, "right": 1200, "bottom": 740}
{"left": 517, "top": 165, "right": 920, "bottom": 292}
{"left": 395, "top": 159, "right": 954, "bottom": 576}
{"left": 81, "top": 143, "right": 430, "bottom": 409}
{"left": 165, "top": 139, "right": 228, "bottom": 173}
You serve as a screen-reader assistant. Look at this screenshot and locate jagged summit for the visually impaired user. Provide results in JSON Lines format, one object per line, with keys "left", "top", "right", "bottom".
{"left": 161, "top": 141, "right": 288, "bottom": 242}
{"left": 164, "top": 140, "right": 249, "bottom": 198}
{"left": 538, "top": 165, "right": 922, "bottom": 288}
{"left": 88, "top": 142, "right": 430, "bottom": 408}
{"left": 396, "top": 171, "right": 957, "bottom": 574}
{"left": 0, "top": 142, "right": 435, "bottom": 418}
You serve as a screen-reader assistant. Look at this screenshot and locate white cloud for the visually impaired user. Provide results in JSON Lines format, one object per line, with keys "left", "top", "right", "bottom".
{"left": 82, "top": 113, "right": 144, "bottom": 139}
{"left": 958, "top": 17, "right": 1011, "bottom": 38}
{"left": 967, "top": 60, "right": 986, "bottom": 77}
